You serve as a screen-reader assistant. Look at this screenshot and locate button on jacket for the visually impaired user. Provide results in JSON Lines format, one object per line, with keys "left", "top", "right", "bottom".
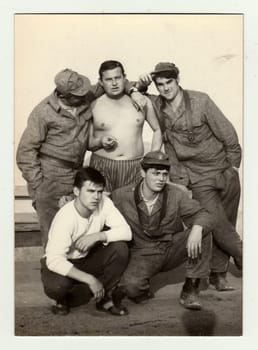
{"left": 148, "top": 89, "right": 242, "bottom": 186}
{"left": 112, "top": 183, "right": 214, "bottom": 250}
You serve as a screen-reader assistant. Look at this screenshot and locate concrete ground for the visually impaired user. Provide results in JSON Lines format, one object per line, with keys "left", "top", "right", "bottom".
{"left": 15, "top": 251, "right": 242, "bottom": 336}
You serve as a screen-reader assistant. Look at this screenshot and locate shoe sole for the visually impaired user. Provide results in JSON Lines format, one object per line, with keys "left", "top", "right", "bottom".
{"left": 179, "top": 298, "right": 202, "bottom": 310}
{"left": 209, "top": 283, "right": 235, "bottom": 292}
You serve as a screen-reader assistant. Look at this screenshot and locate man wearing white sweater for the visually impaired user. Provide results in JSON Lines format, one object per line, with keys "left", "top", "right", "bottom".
{"left": 40, "top": 166, "right": 132, "bottom": 316}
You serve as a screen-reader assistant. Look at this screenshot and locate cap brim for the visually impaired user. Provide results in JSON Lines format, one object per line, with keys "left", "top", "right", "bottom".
{"left": 70, "top": 75, "right": 91, "bottom": 96}
{"left": 151, "top": 69, "right": 173, "bottom": 75}
{"left": 143, "top": 161, "right": 170, "bottom": 167}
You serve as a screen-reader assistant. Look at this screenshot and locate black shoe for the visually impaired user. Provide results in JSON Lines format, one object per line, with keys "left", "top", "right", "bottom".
{"left": 96, "top": 298, "right": 129, "bottom": 316}
{"left": 51, "top": 303, "right": 70, "bottom": 316}
{"left": 209, "top": 272, "right": 234, "bottom": 291}
{"left": 179, "top": 278, "right": 202, "bottom": 310}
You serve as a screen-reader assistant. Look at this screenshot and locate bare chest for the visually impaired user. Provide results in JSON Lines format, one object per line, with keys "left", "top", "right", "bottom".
{"left": 92, "top": 98, "right": 145, "bottom": 131}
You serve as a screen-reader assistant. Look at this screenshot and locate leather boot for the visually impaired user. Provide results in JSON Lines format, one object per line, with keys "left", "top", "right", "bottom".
{"left": 179, "top": 278, "right": 202, "bottom": 310}
{"left": 209, "top": 272, "right": 234, "bottom": 291}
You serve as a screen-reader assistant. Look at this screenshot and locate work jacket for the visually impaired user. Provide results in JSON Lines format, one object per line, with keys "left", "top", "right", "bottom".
{"left": 16, "top": 91, "right": 95, "bottom": 190}
{"left": 112, "top": 182, "right": 214, "bottom": 249}
{"left": 147, "top": 89, "right": 242, "bottom": 186}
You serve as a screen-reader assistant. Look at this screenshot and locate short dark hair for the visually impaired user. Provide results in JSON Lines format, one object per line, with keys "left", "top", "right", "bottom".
{"left": 98, "top": 60, "right": 125, "bottom": 79}
{"left": 152, "top": 69, "right": 179, "bottom": 83}
{"left": 141, "top": 164, "right": 170, "bottom": 172}
{"left": 73, "top": 167, "right": 105, "bottom": 189}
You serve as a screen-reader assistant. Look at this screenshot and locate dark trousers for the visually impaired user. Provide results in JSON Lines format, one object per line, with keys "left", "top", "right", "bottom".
{"left": 40, "top": 242, "right": 129, "bottom": 307}
{"left": 120, "top": 229, "right": 212, "bottom": 299}
{"left": 191, "top": 167, "right": 242, "bottom": 272}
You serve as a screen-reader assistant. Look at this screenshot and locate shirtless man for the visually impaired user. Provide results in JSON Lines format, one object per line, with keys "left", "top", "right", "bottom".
{"left": 89, "top": 60, "right": 162, "bottom": 193}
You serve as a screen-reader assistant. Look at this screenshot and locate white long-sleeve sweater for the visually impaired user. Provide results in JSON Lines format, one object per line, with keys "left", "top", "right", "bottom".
{"left": 45, "top": 196, "right": 132, "bottom": 276}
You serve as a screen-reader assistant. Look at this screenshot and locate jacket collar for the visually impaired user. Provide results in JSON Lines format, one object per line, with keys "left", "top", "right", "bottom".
{"left": 135, "top": 181, "right": 164, "bottom": 217}
{"left": 47, "top": 91, "right": 90, "bottom": 118}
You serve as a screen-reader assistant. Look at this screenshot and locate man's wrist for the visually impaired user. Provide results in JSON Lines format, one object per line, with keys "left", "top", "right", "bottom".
{"left": 99, "top": 231, "right": 107, "bottom": 242}
{"left": 129, "top": 87, "right": 139, "bottom": 95}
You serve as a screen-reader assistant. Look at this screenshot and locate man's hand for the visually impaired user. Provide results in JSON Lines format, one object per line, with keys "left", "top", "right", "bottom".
{"left": 88, "top": 276, "right": 105, "bottom": 302}
{"left": 232, "top": 166, "right": 239, "bottom": 173}
{"left": 58, "top": 194, "right": 74, "bottom": 208}
{"left": 101, "top": 135, "right": 117, "bottom": 150}
{"left": 131, "top": 91, "right": 148, "bottom": 111}
{"left": 138, "top": 73, "right": 153, "bottom": 87}
{"left": 186, "top": 225, "right": 203, "bottom": 259}
{"left": 75, "top": 232, "right": 107, "bottom": 253}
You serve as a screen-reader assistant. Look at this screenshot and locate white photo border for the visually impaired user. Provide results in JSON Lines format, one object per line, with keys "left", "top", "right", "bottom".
{"left": 1, "top": 0, "right": 258, "bottom": 348}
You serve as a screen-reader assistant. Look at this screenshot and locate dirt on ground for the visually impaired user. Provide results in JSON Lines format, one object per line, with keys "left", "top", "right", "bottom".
{"left": 15, "top": 260, "right": 242, "bottom": 336}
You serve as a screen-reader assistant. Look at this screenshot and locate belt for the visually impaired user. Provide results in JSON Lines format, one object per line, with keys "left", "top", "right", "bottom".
{"left": 39, "top": 153, "right": 80, "bottom": 169}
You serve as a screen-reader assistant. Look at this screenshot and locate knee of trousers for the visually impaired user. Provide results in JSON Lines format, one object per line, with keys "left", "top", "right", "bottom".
{"left": 120, "top": 274, "right": 149, "bottom": 298}
{"left": 41, "top": 274, "right": 73, "bottom": 301}
{"left": 108, "top": 241, "right": 129, "bottom": 266}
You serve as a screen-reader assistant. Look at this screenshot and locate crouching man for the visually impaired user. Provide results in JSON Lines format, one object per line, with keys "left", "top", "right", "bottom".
{"left": 40, "top": 166, "right": 132, "bottom": 316}
{"left": 112, "top": 151, "right": 214, "bottom": 310}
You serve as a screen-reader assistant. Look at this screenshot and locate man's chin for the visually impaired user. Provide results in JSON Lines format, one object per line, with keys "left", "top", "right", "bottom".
{"left": 154, "top": 185, "right": 165, "bottom": 192}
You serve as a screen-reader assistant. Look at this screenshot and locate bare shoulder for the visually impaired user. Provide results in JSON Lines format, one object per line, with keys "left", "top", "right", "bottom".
{"left": 91, "top": 94, "right": 107, "bottom": 110}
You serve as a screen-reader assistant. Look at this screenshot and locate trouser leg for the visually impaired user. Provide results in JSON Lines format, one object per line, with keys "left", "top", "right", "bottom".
{"left": 40, "top": 257, "right": 92, "bottom": 307}
{"left": 75, "top": 242, "right": 129, "bottom": 295}
{"left": 41, "top": 242, "right": 129, "bottom": 307}
{"left": 192, "top": 171, "right": 242, "bottom": 272}
{"left": 162, "top": 229, "right": 212, "bottom": 279}
{"left": 120, "top": 248, "right": 164, "bottom": 299}
{"left": 162, "top": 230, "right": 211, "bottom": 310}
{"left": 220, "top": 167, "right": 241, "bottom": 227}
{"left": 35, "top": 178, "right": 73, "bottom": 247}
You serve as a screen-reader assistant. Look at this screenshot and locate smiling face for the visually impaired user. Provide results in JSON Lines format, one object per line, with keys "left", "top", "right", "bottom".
{"left": 73, "top": 180, "right": 104, "bottom": 217}
{"left": 154, "top": 76, "right": 180, "bottom": 102}
{"left": 99, "top": 67, "right": 126, "bottom": 98}
{"left": 142, "top": 168, "right": 169, "bottom": 196}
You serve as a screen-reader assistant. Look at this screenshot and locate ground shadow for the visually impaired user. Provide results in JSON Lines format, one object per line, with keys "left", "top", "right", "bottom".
{"left": 181, "top": 308, "right": 217, "bottom": 336}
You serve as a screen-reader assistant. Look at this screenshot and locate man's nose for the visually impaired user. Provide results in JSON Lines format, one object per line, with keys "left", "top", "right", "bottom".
{"left": 93, "top": 192, "right": 99, "bottom": 200}
{"left": 112, "top": 79, "right": 117, "bottom": 86}
{"left": 158, "top": 174, "right": 167, "bottom": 181}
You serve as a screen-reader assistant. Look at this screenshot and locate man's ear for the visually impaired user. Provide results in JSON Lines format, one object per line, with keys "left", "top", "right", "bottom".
{"left": 140, "top": 169, "right": 146, "bottom": 179}
{"left": 73, "top": 186, "right": 80, "bottom": 197}
{"left": 99, "top": 78, "right": 103, "bottom": 87}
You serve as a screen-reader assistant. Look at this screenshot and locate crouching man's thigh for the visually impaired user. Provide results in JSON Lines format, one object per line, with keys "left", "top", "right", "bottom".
{"left": 120, "top": 251, "right": 163, "bottom": 298}
{"left": 40, "top": 258, "right": 74, "bottom": 302}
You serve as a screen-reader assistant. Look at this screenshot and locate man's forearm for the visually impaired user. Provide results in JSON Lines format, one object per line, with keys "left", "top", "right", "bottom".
{"left": 67, "top": 265, "right": 95, "bottom": 286}
{"left": 151, "top": 129, "right": 163, "bottom": 151}
{"left": 88, "top": 135, "right": 102, "bottom": 152}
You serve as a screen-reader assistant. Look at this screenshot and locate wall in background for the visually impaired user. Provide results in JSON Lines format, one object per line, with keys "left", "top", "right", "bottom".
{"left": 15, "top": 14, "right": 243, "bottom": 186}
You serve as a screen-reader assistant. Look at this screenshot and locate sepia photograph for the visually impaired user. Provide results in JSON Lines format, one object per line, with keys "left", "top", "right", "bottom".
{"left": 13, "top": 13, "right": 244, "bottom": 336}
